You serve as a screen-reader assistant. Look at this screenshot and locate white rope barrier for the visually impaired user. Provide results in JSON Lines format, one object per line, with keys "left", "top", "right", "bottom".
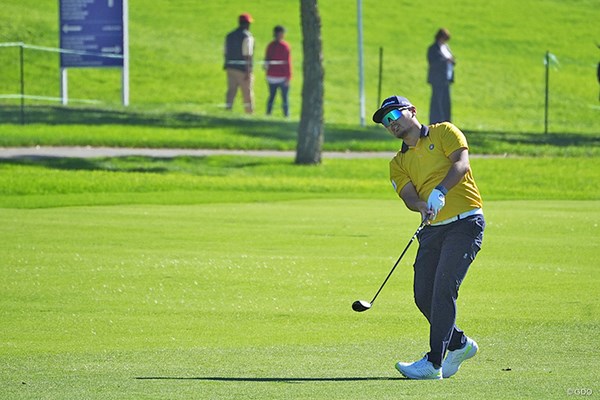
{"left": 0, "top": 42, "right": 123, "bottom": 59}
{"left": 0, "top": 94, "right": 101, "bottom": 104}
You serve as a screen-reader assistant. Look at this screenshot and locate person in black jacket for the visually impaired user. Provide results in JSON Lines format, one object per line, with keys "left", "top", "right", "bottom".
{"left": 224, "top": 13, "right": 255, "bottom": 114}
{"left": 427, "top": 28, "right": 455, "bottom": 124}
{"left": 596, "top": 43, "right": 600, "bottom": 101}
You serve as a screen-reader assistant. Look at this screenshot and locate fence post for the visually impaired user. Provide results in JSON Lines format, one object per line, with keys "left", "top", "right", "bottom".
{"left": 377, "top": 47, "right": 383, "bottom": 107}
{"left": 61, "top": 68, "right": 68, "bottom": 105}
{"left": 544, "top": 50, "right": 549, "bottom": 135}
{"left": 357, "top": 0, "right": 365, "bottom": 127}
{"left": 19, "top": 43, "right": 25, "bottom": 125}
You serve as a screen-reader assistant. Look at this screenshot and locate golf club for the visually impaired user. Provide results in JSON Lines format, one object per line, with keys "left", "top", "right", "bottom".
{"left": 352, "top": 217, "right": 429, "bottom": 312}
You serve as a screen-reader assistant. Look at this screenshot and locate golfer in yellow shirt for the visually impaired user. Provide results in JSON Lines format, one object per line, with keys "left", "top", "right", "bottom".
{"left": 373, "top": 95, "right": 485, "bottom": 380}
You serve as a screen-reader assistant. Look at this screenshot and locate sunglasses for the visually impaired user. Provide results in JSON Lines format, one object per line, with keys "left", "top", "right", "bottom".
{"left": 381, "top": 109, "right": 406, "bottom": 127}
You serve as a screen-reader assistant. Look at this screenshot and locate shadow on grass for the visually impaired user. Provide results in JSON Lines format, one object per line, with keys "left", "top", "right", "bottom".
{"left": 0, "top": 156, "right": 168, "bottom": 173}
{"left": 464, "top": 130, "right": 600, "bottom": 148}
{"left": 2, "top": 105, "right": 597, "bottom": 149}
{"left": 135, "top": 376, "right": 405, "bottom": 382}
{"left": 0, "top": 154, "right": 294, "bottom": 174}
{"left": 0, "top": 105, "right": 392, "bottom": 143}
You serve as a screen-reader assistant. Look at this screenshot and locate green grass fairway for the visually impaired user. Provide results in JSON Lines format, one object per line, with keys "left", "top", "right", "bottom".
{"left": 1, "top": 0, "right": 598, "bottom": 397}
{"left": 1, "top": 198, "right": 598, "bottom": 399}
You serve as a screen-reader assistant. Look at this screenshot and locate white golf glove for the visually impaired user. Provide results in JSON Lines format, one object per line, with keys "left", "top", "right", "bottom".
{"left": 427, "top": 187, "right": 446, "bottom": 220}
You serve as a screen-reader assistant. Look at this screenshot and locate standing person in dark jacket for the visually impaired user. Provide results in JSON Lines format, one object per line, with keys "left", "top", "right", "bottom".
{"left": 597, "top": 44, "right": 600, "bottom": 101}
{"left": 427, "top": 28, "right": 455, "bottom": 124}
{"left": 264, "top": 25, "right": 292, "bottom": 117}
{"left": 224, "top": 13, "right": 255, "bottom": 114}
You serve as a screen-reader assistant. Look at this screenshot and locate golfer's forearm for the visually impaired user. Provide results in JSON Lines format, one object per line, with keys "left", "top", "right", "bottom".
{"left": 400, "top": 183, "right": 427, "bottom": 212}
{"left": 403, "top": 199, "right": 426, "bottom": 213}
{"left": 438, "top": 149, "right": 470, "bottom": 191}
{"left": 438, "top": 160, "right": 470, "bottom": 191}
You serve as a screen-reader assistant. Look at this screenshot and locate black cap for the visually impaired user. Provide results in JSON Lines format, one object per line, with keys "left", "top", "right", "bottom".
{"left": 372, "top": 95, "right": 414, "bottom": 123}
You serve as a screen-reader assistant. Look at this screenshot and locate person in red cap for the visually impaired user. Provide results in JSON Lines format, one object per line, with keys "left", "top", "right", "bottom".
{"left": 224, "top": 13, "right": 255, "bottom": 114}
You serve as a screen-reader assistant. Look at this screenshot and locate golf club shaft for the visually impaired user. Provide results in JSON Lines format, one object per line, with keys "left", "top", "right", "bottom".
{"left": 368, "top": 218, "right": 428, "bottom": 305}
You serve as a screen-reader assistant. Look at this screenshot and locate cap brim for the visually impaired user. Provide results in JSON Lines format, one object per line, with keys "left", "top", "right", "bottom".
{"left": 372, "top": 105, "right": 411, "bottom": 123}
{"left": 372, "top": 106, "right": 394, "bottom": 123}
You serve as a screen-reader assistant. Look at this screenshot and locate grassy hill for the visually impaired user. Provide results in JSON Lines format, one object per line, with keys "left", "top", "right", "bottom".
{"left": 0, "top": 0, "right": 598, "bottom": 136}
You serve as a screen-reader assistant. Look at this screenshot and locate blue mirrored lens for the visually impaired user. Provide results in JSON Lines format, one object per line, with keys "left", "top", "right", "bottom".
{"left": 382, "top": 109, "right": 403, "bottom": 127}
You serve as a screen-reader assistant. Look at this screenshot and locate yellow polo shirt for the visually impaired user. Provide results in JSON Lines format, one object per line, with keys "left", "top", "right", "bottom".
{"left": 389, "top": 122, "right": 483, "bottom": 223}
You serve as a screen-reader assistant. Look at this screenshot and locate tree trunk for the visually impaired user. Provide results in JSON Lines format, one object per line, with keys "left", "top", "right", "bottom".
{"left": 296, "top": 0, "right": 324, "bottom": 165}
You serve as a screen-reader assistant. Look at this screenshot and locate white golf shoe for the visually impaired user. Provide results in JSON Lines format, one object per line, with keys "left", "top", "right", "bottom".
{"left": 442, "top": 337, "right": 478, "bottom": 378}
{"left": 395, "top": 356, "right": 442, "bottom": 380}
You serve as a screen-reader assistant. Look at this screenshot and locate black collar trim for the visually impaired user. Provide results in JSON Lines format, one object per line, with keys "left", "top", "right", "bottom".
{"left": 401, "top": 125, "right": 430, "bottom": 153}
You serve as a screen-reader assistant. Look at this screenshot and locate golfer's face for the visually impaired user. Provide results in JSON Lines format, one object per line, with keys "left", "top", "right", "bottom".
{"left": 384, "top": 109, "right": 412, "bottom": 138}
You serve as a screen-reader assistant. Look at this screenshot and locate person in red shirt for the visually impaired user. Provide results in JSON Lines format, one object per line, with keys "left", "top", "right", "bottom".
{"left": 264, "top": 25, "right": 292, "bottom": 117}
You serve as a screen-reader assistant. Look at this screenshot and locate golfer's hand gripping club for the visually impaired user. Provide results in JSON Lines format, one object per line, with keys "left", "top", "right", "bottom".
{"left": 427, "top": 187, "right": 446, "bottom": 220}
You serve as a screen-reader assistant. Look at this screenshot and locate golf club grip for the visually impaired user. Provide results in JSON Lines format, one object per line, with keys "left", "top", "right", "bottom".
{"left": 369, "top": 218, "right": 428, "bottom": 304}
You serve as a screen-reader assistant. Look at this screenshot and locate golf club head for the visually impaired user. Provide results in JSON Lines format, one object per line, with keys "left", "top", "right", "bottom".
{"left": 352, "top": 300, "right": 372, "bottom": 312}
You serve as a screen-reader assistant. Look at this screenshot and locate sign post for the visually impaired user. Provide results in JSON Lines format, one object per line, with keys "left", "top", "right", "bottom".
{"left": 59, "top": 0, "right": 128, "bottom": 105}
{"left": 357, "top": 0, "right": 365, "bottom": 127}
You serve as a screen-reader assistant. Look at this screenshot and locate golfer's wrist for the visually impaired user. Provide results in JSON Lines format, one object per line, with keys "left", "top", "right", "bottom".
{"left": 435, "top": 185, "right": 448, "bottom": 196}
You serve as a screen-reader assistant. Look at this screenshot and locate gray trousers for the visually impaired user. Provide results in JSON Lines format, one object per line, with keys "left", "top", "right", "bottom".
{"left": 412, "top": 214, "right": 485, "bottom": 367}
{"left": 429, "top": 82, "right": 452, "bottom": 124}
